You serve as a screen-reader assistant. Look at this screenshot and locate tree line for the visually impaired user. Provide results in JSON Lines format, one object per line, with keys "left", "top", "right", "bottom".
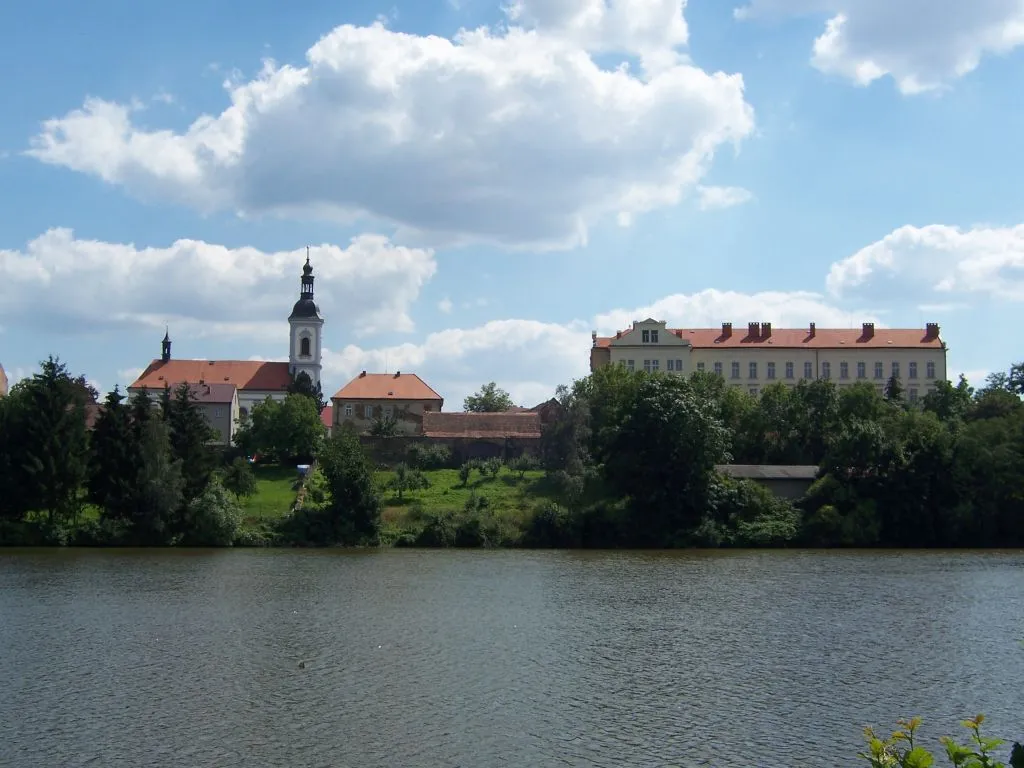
{"left": 532, "top": 361, "right": 1024, "bottom": 548}
{"left": 2, "top": 354, "right": 1022, "bottom": 549}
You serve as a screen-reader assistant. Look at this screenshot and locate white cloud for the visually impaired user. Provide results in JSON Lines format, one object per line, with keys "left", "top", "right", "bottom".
{"left": 505, "top": 0, "right": 690, "bottom": 73}
{"left": 25, "top": 4, "right": 754, "bottom": 249}
{"left": 825, "top": 223, "right": 1024, "bottom": 302}
{"left": 438, "top": 297, "right": 454, "bottom": 314}
{"left": 0, "top": 228, "right": 436, "bottom": 338}
{"left": 733, "top": 0, "right": 1024, "bottom": 94}
{"left": 696, "top": 184, "right": 753, "bottom": 210}
{"left": 594, "top": 288, "right": 872, "bottom": 332}
{"left": 952, "top": 368, "right": 990, "bottom": 389}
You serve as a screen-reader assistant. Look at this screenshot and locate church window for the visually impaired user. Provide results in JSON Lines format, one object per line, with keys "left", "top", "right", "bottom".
{"left": 300, "top": 336, "right": 311, "bottom": 358}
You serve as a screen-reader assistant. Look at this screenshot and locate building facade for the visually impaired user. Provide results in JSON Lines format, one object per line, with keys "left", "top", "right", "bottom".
{"left": 129, "top": 255, "right": 324, "bottom": 421}
{"left": 332, "top": 371, "right": 444, "bottom": 435}
{"left": 0, "top": 362, "right": 7, "bottom": 398}
{"left": 591, "top": 318, "right": 948, "bottom": 402}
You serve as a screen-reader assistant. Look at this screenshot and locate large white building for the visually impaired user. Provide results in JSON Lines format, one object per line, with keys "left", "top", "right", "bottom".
{"left": 591, "top": 318, "right": 948, "bottom": 402}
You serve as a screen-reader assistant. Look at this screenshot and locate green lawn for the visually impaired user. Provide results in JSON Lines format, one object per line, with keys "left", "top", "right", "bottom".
{"left": 241, "top": 464, "right": 302, "bottom": 522}
{"left": 375, "top": 467, "right": 557, "bottom": 527}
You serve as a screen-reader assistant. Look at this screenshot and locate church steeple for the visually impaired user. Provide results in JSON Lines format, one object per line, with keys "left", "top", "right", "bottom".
{"left": 289, "top": 246, "right": 321, "bottom": 320}
{"left": 288, "top": 248, "right": 324, "bottom": 389}
{"left": 161, "top": 327, "right": 172, "bottom": 363}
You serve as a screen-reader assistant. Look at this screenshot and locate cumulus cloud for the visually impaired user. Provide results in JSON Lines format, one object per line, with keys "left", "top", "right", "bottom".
{"left": 25, "top": 3, "right": 754, "bottom": 249}
{"left": 438, "top": 297, "right": 454, "bottom": 314}
{"left": 0, "top": 229, "right": 436, "bottom": 338}
{"left": 696, "top": 184, "right": 753, "bottom": 210}
{"left": 734, "top": 0, "right": 1024, "bottom": 94}
{"left": 825, "top": 223, "right": 1024, "bottom": 302}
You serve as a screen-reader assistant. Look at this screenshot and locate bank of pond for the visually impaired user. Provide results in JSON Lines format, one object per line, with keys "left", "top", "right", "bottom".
{"left": 3, "top": 356, "right": 1024, "bottom": 550}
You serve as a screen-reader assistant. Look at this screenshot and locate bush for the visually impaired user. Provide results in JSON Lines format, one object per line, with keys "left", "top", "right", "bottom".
{"left": 406, "top": 443, "right": 454, "bottom": 470}
{"left": 712, "top": 474, "right": 801, "bottom": 547}
{"left": 182, "top": 478, "right": 242, "bottom": 546}
{"left": 859, "top": 715, "right": 1022, "bottom": 768}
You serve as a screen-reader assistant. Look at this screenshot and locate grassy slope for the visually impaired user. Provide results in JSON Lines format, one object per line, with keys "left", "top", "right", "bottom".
{"left": 376, "top": 468, "right": 557, "bottom": 534}
{"left": 240, "top": 464, "right": 301, "bottom": 524}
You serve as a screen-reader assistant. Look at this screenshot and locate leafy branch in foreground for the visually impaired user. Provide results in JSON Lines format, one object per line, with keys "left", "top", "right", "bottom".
{"left": 859, "top": 715, "right": 1022, "bottom": 768}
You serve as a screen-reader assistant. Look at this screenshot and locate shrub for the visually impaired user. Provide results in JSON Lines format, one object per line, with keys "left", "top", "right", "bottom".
{"left": 406, "top": 443, "right": 454, "bottom": 470}
{"left": 182, "top": 478, "right": 242, "bottom": 546}
{"left": 859, "top": 715, "right": 1022, "bottom": 768}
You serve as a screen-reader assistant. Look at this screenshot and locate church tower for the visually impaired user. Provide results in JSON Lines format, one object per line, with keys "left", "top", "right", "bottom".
{"left": 288, "top": 248, "right": 324, "bottom": 388}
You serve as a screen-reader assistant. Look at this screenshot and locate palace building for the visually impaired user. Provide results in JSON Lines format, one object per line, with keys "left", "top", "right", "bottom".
{"left": 591, "top": 318, "right": 948, "bottom": 402}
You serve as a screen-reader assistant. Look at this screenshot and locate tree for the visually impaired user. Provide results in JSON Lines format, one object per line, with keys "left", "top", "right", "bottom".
{"left": 288, "top": 370, "right": 326, "bottom": 413}
{"left": 922, "top": 375, "right": 973, "bottom": 422}
{"left": 181, "top": 476, "right": 242, "bottom": 546}
{"left": 234, "top": 394, "right": 325, "bottom": 461}
{"left": 369, "top": 414, "right": 399, "bottom": 438}
{"left": 884, "top": 374, "right": 904, "bottom": 402}
{"left": 221, "top": 457, "right": 257, "bottom": 500}
{"left": 387, "top": 462, "right": 430, "bottom": 500}
{"left": 604, "top": 375, "right": 730, "bottom": 545}
{"left": 131, "top": 419, "right": 185, "bottom": 545}
{"left": 88, "top": 387, "right": 137, "bottom": 520}
{"left": 464, "top": 382, "right": 514, "bottom": 413}
{"left": 17, "top": 357, "right": 92, "bottom": 525}
{"left": 317, "top": 427, "right": 382, "bottom": 544}
{"left": 166, "top": 382, "right": 217, "bottom": 503}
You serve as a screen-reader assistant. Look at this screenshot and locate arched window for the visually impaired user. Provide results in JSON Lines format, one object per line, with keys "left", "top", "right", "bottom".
{"left": 300, "top": 336, "right": 311, "bottom": 358}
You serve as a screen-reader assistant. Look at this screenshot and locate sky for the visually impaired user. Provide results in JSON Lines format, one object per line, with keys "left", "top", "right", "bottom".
{"left": 1, "top": 0, "right": 1022, "bottom": 408}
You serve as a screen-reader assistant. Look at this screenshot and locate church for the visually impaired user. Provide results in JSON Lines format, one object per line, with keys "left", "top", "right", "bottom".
{"left": 128, "top": 252, "right": 325, "bottom": 426}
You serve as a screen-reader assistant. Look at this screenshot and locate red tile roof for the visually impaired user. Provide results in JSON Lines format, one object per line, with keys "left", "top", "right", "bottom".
{"left": 332, "top": 372, "right": 443, "bottom": 402}
{"left": 321, "top": 405, "right": 333, "bottom": 429}
{"left": 594, "top": 323, "right": 944, "bottom": 350}
{"left": 422, "top": 411, "right": 542, "bottom": 439}
{"left": 129, "top": 359, "right": 292, "bottom": 392}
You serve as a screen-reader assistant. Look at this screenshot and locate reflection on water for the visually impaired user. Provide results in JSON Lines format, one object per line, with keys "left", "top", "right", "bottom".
{"left": 1, "top": 549, "right": 1022, "bottom": 767}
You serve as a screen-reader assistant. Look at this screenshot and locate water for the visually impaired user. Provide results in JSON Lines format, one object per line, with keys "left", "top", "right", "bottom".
{"left": 1, "top": 549, "right": 1022, "bottom": 768}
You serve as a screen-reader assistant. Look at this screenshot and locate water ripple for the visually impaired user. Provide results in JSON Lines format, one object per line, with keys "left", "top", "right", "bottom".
{"left": 1, "top": 548, "right": 1022, "bottom": 767}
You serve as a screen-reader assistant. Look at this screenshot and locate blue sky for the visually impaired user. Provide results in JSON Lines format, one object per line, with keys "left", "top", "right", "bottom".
{"left": 1, "top": 0, "right": 1022, "bottom": 407}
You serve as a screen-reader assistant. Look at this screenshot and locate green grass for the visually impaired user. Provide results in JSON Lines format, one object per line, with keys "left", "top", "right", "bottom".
{"left": 375, "top": 467, "right": 558, "bottom": 530}
{"left": 240, "top": 464, "right": 302, "bottom": 523}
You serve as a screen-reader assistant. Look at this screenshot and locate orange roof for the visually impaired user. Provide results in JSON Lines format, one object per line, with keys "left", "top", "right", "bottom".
{"left": 320, "top": 405, "right": 333, "bottom": 429}
{"left": 422, "top": 411, "right": 541, "bottom": 439}
{"left": 332, "top": 372, "right": 443, "bottom": 401}
{"left": 594, "top": 324, "right": 944, "bottom": 350}
{"left": 129, "top": 359, "right": 292, "bottom": 392}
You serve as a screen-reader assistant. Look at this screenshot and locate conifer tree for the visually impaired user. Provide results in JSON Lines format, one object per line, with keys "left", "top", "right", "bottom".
{"left": 87, "top": 387, "right": 136, "bottom": 519}
{"left": 18, "top": 357, "right": 91, "bottom": 525}
{"left": 166, "top": 382, "right": 217, "bottom": 503}
{"left": 132, "top": 418, "right": 184, "bottom": 545}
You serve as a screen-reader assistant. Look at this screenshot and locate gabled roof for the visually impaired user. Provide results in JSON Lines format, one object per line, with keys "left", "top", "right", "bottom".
{"left": 595, "top": 325, "right": 944, "bottom": 350}
{"left": 332, "top": 372, "right": 443, "bottom": 401}
{"left": 129, "top": 359, "right": 292, "bottom": 392}
{"left": 422, "top": 411, "right": 541, "bottom": 439}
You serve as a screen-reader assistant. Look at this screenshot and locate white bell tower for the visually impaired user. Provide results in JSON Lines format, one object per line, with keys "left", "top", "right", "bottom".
{"left": 288, "top": 247, "right": 324, "bottom": 388}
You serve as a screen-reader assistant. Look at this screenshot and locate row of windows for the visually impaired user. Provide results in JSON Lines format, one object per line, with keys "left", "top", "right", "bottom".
{"left": 626, "top": 359, "right": 937, "bottom": 380}
{"left": 743, "top": 384, "right": 931, "bottom": 402}
{"left": 339, "top": 404, "right": 436, "bottom": 420}
{"left": 641, "top": 329, "right": 660, "bottom": 344}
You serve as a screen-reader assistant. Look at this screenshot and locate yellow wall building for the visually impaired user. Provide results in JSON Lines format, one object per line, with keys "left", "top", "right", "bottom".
{"left": 591, "top": 318, "right": 948, "bottom": 403}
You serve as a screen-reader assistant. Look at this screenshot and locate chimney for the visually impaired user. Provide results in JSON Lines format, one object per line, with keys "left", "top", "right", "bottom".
{"left": 747, "top": 322, "right": 760, "bottom": 339}
{"left": 809, "top": 322, "right": 816, "bottom": 338}
{"left": 592, "top": 331, "right": 597, "bottom": 346}
{"left": 862, "top": 322, "right": 875, "bottom": 339}
{"left": 394, "top": 371, "right": 401, "bottom": 378}
{"left": 721, "top": 322, "right": 733, "bottom": 338}
{"left": 925, "top": 322, "right": 940, "bottom": 339}
{"left": 615, "top": 330, "right": 622, "bottom": 339}
{"left": 760, "top": 322, "right": 772, "bottom": 339}
{"left": 360, "top": 370, "right": 366, "bottom": 378}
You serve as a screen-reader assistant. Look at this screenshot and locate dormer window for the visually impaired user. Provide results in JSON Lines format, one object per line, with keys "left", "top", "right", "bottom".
{"left": 642, "top": 329, "right": 659, "bottom": 343}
